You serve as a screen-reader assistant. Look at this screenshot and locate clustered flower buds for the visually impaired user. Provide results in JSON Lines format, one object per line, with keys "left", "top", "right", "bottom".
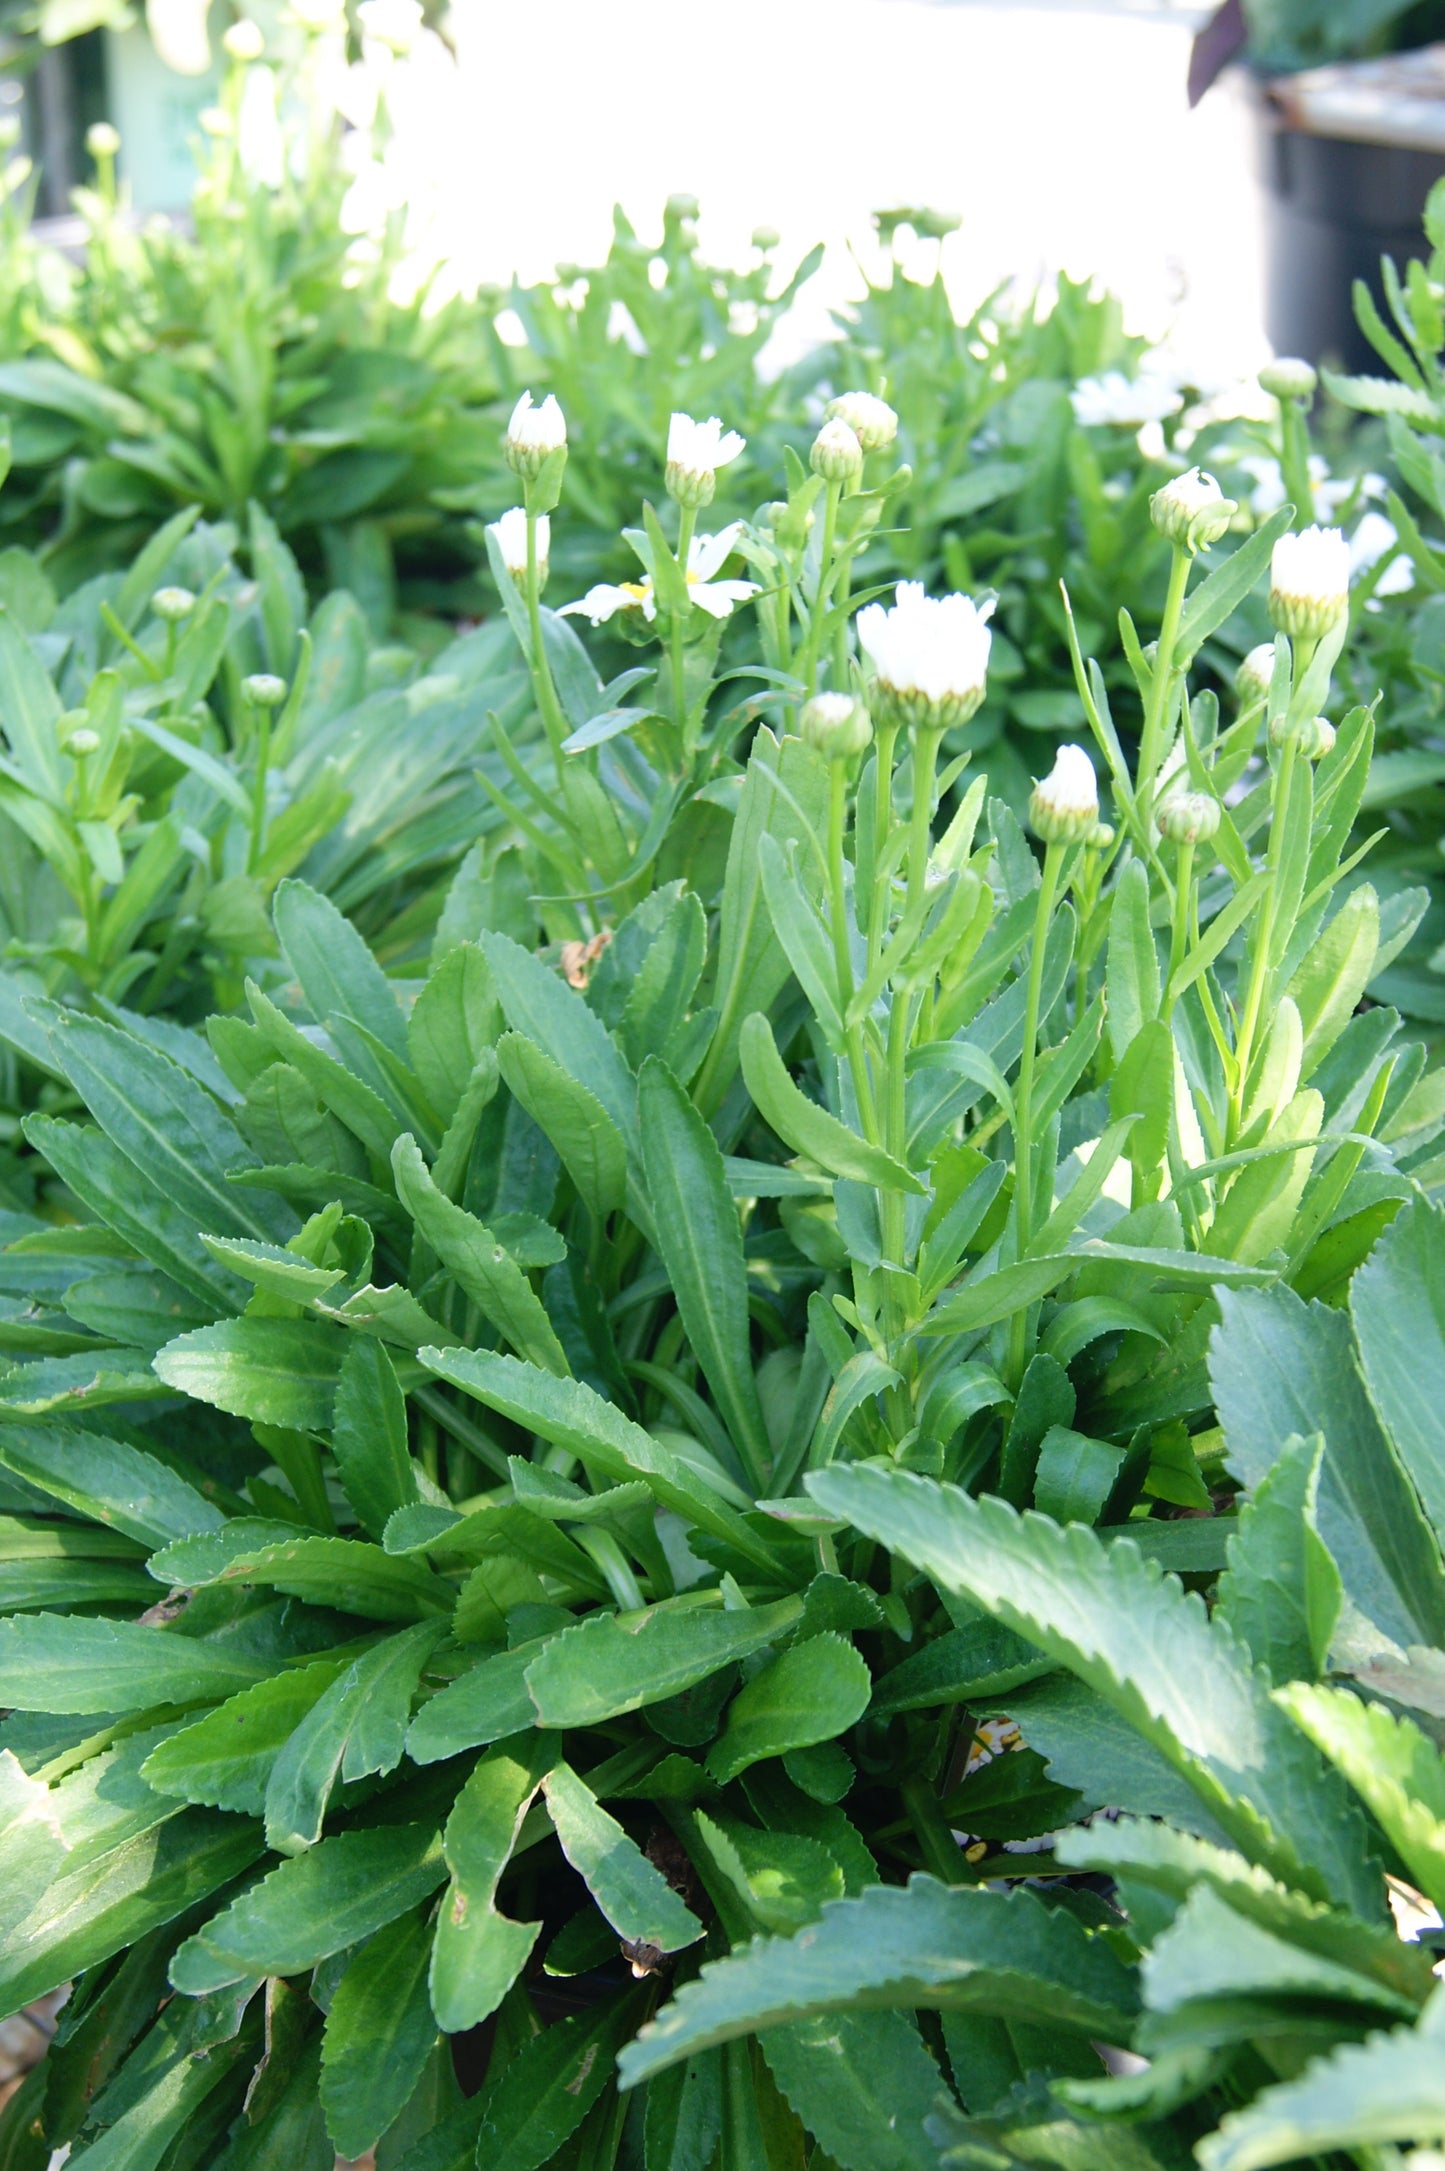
{"left": 1157, "top": 789, "right": 1221, "bottom": 845}
{"left": 1269, "top": 525, "right": 1350, "bottom": 641}
{"left": 489, "top": 506, "right": 547, "bottom": 588}
{"left": 665, "top": 412, "right": 744, "bottom": 509}
{"left": 1258, "top": 356, "right": 1318, "bottom": 402}
{"left": 1029, "top": 743, "right": 1099, "bottom": 845}
{"left": 505, "top": 391, "right": 567, "bottom": 482}
{"left": 152, "top": 586, "right": 196, "bottom": 622}
{"left": 810, "top": 417, "right": 863, "bottom": 488}
{"left": 1235, "top": 641, "right": 1277, "bottom": 707}
{"left": 1149, "top": 467, "right": 1235, "bottom": 552}
{"left": 826, "top": 390, "right": 898, "bottom": 454}
{"left": 800, "top": 691, "right": 873, "bottom": 762}
{"left": 243, "top": 673, "right": 287, "bottom": 708}
{"left": 856, "top": 581, "right": 993, "bottom": 734}
{"left": 1269, "top": 712, "right": 1336, "bottom": 760}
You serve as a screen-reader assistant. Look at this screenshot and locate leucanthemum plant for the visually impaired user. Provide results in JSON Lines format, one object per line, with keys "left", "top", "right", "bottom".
{"left": 0, "top": 383, "right": 1442, "bottom": 2171}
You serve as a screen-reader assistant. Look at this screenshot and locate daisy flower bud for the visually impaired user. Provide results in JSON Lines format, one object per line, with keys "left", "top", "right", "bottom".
{"left": 222, "top": 18, "right": 265, "bottom": 59}
{"left": 199, "top": 107, "right": 235, "bottom": 139}
{"left": 665, "top": 412, "right": 744, "bottom": 510}
{"left": 751, "top": 225, "right": 781, "bottom": 253}
{"left": 857, "top": 582, "right": 993, "bottom": 735}
{"left": 1150, "top": 467, "right": 1235, "bottom": 552}
{"left": 64, "top": 727, "right": 100, "bottom": 757}
{"left": 357, "top": 0, "right": 421, "bottom": 51}
{"left": 1235, "top": 641, "right": 1276, "bottom": 707}
{"left": 1157, "top": 790, "right": 1220, "bottom": 845}
{"left": 86, "top": 122, "right": 120, "bottom": 159}
{"left": 826, "top": 390, "right": 898, "bottom": 454}
{"left": 810, "top": 417, "right": 863, "bottom": 488}
{"left": 1269, "top": 525, "right": 1350, "bottom": 641}
{"left": 1087, "top": 820, "right": 1115, "bottom": 850}
{"left": 243, "top": 673, "right": 287, "bottom": 709}
{"left": 1269, "top": 713, "right": 1335, "bottom": 760}
{"left": 489, "top": 506, "right": 547, "bottom": 588}
{"left": 800, "top": 692, "right": 873, "bottom": 762}
{"left": 152, "top": 586, "right": 196, "bottom": 622}
{"left": 1029, "top": 743, "right": 1099, "bottom": 846}
{"left": 1258, "top": 356, "right": 1317, "bottom": 402}
{"left": 505, "top": 391, "right": 567, "bottom": 482}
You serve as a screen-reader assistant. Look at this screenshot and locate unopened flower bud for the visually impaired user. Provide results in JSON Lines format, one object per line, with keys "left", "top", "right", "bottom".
{"left": 810, "top": 417, "right": 863, "bottom": 488}
{"left": 751, "top": 224, "right": 780, "bottom": 253}
{"left": 1235, "top": 641, "right": 1276, "bottom": 707}
{"left": 1029, "top": 743, "right": 1099, "bottom": 845}
{"left": 489, "top": 506, "right": 546, "bottom": 588}
{"left": 800, "top": 692, "right": 872, "bottom": 762}
{"left": 86, "top": 121, "right": 120, "bottom": 159}
{"left": 665, "top": 411, "right": 744, "bottom": 509}
{"left": 1269, "top": 525, "right": 1350, "bottom": 641}
{"left": 505, "top": 391, "right": 567, "bottom": 481}
{"left": 199, "top": 106, "right": 235, "bottom": 138}
{"left": 1259, "top": 356, "right": 1317, "bottom": 402}
{"left": 152, "top": 585, "right": 195, "bottom": 622}
{"left": 1157, "top": 790, "right": 1220, "bottom": 845}
{"left": 858, "top": 582, "right": 993, "bottom": 734}
{"left": 1087, "top": 820, "right": 1115, "bottom": 850}
{"left": 222, "top": 18, "right": 265, "bottom": 59}
{"left": 64, "top": 727, "right": 100, "bottom": 757}
{"left": 243, "top": 673, "right": 287, "bottom": 708}
{"left": 665, "top": 192, "right": 700, "bottom": 224}
{"left": 1150, "top": 467, "right": 1235, "bottom": 551}
{"left": 826, "top": 390, "right": 898, "bottom": 454}
{"left": 1269, "top": 712, "right": 1335, "bottom": 760}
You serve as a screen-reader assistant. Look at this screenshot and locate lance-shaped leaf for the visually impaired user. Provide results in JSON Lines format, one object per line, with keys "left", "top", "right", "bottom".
{"left": 523, "top": 1595, "right": 806, "bottom": 1728}
{"left": 140, "top": 1659, "right": 347, "bottom": 1817}
{"left": 332, "top": 1335, "right": 418, "bottom": 1540}
{"left": 496, "top": 1031, "right": 628, "bottom": 1220}
{"left": 474, "top": 1988, "right": 647, "bottom": 2171}
{"left": 760, "top": 2010, "right": 942, "bottom": 2171}
{"left": 740, "top": 1013, "right": 924, "bottom": 1194}
{"left": 1351, "top": 1195, "right": 1445, "bottom": 1540}
{"left": 148, "top": 1524, "right": 453, "bottom": 1621}
{"left": 0, "top": 1420, "right": 224, "bottom": 1548}
{"left": 0, "top": 1614, "right": 279, "bottom": 1714}
{"left": 618, "top": 1878, "right": 1138, "bottom": 2084}
{"left": 707, "top": 1633, "right": 870, "bottom": 1787}
{"left": 320, "top": 1906, "right": 439, "bottom": 2162}
{"left": 1278, "top": 1682, "right": 1445, "bottom": 1915}
{"left": 638, "top": 1056, "right": 772, "bottom": 1490}
{"left": 542, "top": 1763, "right": 702, "bottom": 1954}
{"left": 1215, "top": 1433, "right": 1340, "bottom": 1685}
{"left": 393, "top": 1132, "right": 569, "bottom": 1375}
{"left": 170, "top": 1823, "right": 448, "bottom": 1994}
{"left": 264, "top": 1620, "right": 446, "bottom": 1852}
{"left": 154, "top": 1316, "right": 350, "bottom": 1433}
{"left": 430, "top": 1732, "right": 554, "bottom": 2032}
{"left": 809, "top": 1465, "right": 1383, "bottom": 1918}
{"left": 416, "top": 1348, "right": 779, "bottom": 1570}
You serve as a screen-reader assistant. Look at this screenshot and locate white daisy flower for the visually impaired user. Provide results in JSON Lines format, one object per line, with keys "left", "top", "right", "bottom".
{"left": 561, "top": 523, "right": 758, "bottom": 626}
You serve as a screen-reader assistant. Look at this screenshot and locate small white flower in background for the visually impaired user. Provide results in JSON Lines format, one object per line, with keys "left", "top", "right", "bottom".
{"left": 1269, "top": 525, "right": 1351, "bottom": 641}
{"left": 1349, "top": 509, "right": 1414, "bottom": 597}
{"left": 1240, "top": 453, "right": 1380, "bottom": 524}
{"left": 1070, "top": 370, "right": 1182, "bottom": 430}
{"left": 86, "top": 121, "right": 120, "bottom": 159}
{"left": 222, "top": 18, "right": 265, "bottom": 60}
{"left": 561, "top": 523, "right": 758, "bottom": 627}
{"left": 810, "top": 416, "right": 863, "bottom": 487}
{"left": 857, "top": 581, "right": 993, "bottom": 733}
{"left": 357, "top": 0, "right": 422, "bottom": 52}
{"left": 665, "top": 413, "right": 745, "bottom": 509}
{"left": 826, "top": 390, "right": 898, "bottom": 453}
{"left": 1235, "top": 641, "right": 1277, "bottom": 707}
{"left": 489, "top": 507, "right": 546, "bottom": 587}
{"left": 1029, "top": 743, "right": 1099, "bottom": 845}
{"left": 505, "top": 392, "right": 567, "bottom": 481}
{"left": 1149, "top": 467, "right": 1236, "bottom": 551}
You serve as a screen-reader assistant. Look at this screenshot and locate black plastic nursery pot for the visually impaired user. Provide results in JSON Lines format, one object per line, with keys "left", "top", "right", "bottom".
{"left": 1253, "top": 89, "right": 1445, "bottom": 372}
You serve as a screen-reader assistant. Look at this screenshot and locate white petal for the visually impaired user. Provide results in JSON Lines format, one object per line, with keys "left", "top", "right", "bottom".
{"left": 689, "top": 523, "right": 744, "bottom": 581}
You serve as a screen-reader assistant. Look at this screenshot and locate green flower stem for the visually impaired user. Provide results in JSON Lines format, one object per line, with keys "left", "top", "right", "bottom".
{"left": 1279, "top": 397, "right": 1315, "bottom": 532}
{"left": 577, "top": 1528, "right": 646, "bottom": 1612}
{"left": 1163, "top": 839, "right": 1195, "bottom": 1021}
{"left": 901, "top": 1776, "right": 968, "bottom": 1883}
{"left": 246, "top": 700, "right": 270, "bottom": 875}
{"left": 800, "top": 479, "right": 842, "bottom": 704}
{"left": 1137, "top": 543, "right": 1191, "bottom": 813}
{"left": 671, "top": 502, "right": 697, "bottom": 748}
{"left": 866, "top": 720, "right": 900, "bottom": 978}
{"left": 1006, "top": 840, "right": 1065, "bottom": 1389}
{"left": 825, "top": 759, "right": 878, "bottom": 1139}
{"left": 524, "top": 509, "right": 569, "bottom": 780}
{"left": 1230, "top": 729, "right": 1299, "bottom": 1142}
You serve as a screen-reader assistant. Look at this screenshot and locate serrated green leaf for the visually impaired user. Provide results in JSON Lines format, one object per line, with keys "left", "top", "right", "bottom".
{"left": 0, "top": 1614, "right": 278, "bottom": 1714}
{"left": 140, "top": 1659, "right": 346, "bottom": 1816}
{"left": 148, "top": 1525, "right": 452, "bottom": 1622}
{"left": 332, "top": 1335, "right": 418, "bottom": 1542}
{"left": 759, "top": 2010, "right": 941, "bottom": 2171}
{"left": 392, "top": 1133, "right": 568, "bottom": 1375}
{"left": 430, "top": 1733, "right": 553, "bottom": 2032}
{"left": 1351, "top": 1195, "right": 1445, "bottom": 1539}
{"left": 494, "top": 1032, "right": 628, "bottom": 1221}
{"left": 154, "top": 1317, "right": 349, "bottom": 1432}
{"left": 809, "top": 1466, "right": 1382, "bottom": 1915}
{"left": 740, "top": 1013, "right": 924, "bottom": 1194}
{"left": 542, "top": 1762, "right": 702, "bottom": 1953}
{"left": 1216, "top": 1433, "right": 1340, "bottom": 1684}
{"left": 1279, "top": 1681, "right": 1445, "bottom": 1913}
{"left": 473, "top": 1989, "right": 644, "bottom": 2171}
{"left": 524, "top": 1595, "right": 804, "bottom": 1728}
{"left": 707, "top": 1633, "right": 870, "bottom": 1786}
{"left": 643, "top": 2050, "right": 721, "bottom": 2171}
{"left": 264, "top": 1621, "right": 445, "bottom": 1852}
{"left": 0, "top": 1420, "right": 223, "bottom": 1548}
{"left": 1142, "top": 1881, "right": 1418, "bottom": 2023}
{"left": 619, "top": 1878, "right": 1138, "bottom": 2083}
{"left": 170, "top": 1823, "right": 447, "bottom": 1994}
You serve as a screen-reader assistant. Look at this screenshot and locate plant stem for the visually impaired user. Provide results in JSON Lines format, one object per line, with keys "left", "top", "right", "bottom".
{"left": 525, "top": 510, "right": 569, "bottom": 780}
{"left": 825, "top": 759, "right": 879, "bottom": 1137}
{"left": 1137, "top": 543, "right": 1190, "bottom": 814}
{"left": 1278, "top": 396, "right": 1315, "bottom": 531}
{"left": 1164, "top": 839, "right": 1195, "bottom": 1020}
{"left": 866, "top": 721, "right": 900, "bottom": 978}
{"left": 1005, "top": 841, "right": 1065, "bottom": 1388}
{"left": 800, "top": 478, "right": 841, "bottom": 704}
{"left": 670, "top": 502, "right": 697, "bottom": 750}
{"left": 246, "top": 702, "right": 270, "bottom": 874}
